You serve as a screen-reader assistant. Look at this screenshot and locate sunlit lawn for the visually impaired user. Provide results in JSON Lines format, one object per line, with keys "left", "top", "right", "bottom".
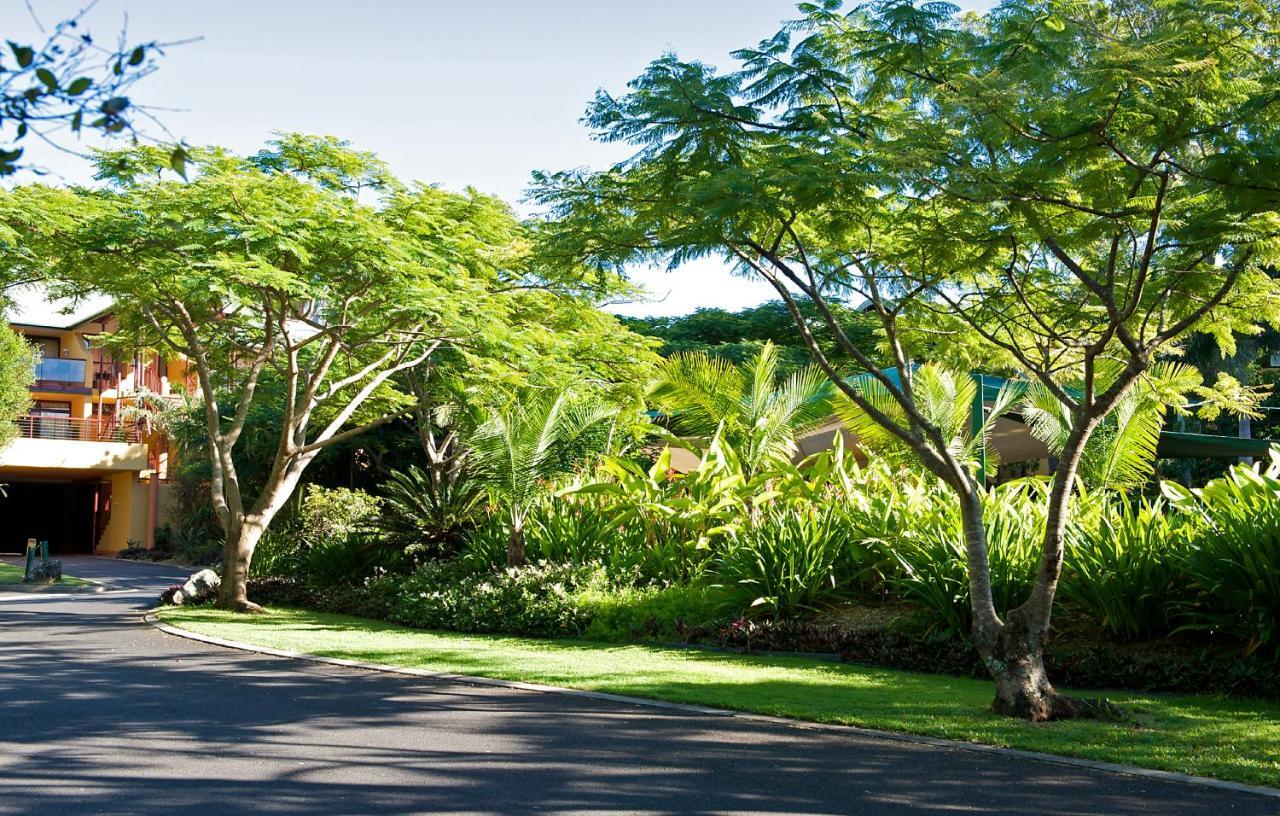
{"left": 160, "top": 605, "right": 1280, "bottom": 788}
{"left": 0, "top": 561, "right": 93, "bottom": 586}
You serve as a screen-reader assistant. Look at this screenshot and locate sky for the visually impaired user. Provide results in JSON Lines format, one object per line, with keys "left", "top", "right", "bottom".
{"left": 9, "top": 0, "right": 989, "bottom": 317}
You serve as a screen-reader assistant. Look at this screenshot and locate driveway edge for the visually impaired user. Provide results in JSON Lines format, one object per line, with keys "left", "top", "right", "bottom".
{"left": 145, "top": 611, "right": 1280, "bottom": 802}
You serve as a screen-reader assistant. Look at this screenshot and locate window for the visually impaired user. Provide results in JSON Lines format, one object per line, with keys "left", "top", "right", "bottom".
{"left": 31, "top": 336, "right": 59, "bottom": 358}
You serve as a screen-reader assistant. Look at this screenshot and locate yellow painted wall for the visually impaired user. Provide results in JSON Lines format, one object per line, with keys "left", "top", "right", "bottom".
{"left": 96, "top": 472, "right": 152, "bottom": 553}
{"left": 98, "top": 472, "right": 134, "bottom": 553}
{"left": 0, "top": 438, "right": 149, "bottom": 471}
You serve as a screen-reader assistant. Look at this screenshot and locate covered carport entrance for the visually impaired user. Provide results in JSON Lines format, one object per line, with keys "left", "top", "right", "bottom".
{"left": 0, "top": 477, "right": 107, "bottom": 555}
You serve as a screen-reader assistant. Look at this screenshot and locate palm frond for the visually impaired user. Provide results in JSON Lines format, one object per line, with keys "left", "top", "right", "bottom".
{"left": 648, "top": 340, "right": 834, "bottom": 473}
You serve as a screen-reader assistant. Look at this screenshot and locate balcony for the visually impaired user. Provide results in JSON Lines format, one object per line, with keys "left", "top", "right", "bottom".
{"left": 1, "top": 416, "right": 150, "bottom": 472}
{"left": 33, "top": 357, "right": 89, "bottom": 393}
{"left": 15, "top": 415, "right": 141, "bottom": 443}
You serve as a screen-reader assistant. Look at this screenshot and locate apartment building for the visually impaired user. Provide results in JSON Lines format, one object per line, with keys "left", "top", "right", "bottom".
{"left": 0, "top": 288, "right": 187, "bottom": 555}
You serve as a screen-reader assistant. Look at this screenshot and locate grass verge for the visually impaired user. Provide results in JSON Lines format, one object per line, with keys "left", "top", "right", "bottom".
{"left": 0, "top": 561, "right": 93, "bottom": 586}
{"left": 158, "top": 605, "right": 1280, "bottom": 788}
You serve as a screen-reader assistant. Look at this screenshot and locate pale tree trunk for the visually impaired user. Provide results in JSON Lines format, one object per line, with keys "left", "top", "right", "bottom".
{"left": 972, "top": 416, "right": 1121, "bottom": 721}
{"left": 216, "top": 458, "right": 313, "bottom": 612}
{"left": 218, "top": 517, "right": 266, "bottom": 612}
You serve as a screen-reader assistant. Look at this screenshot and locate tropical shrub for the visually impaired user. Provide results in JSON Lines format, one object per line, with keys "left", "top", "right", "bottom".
{"left": 374, "top": 464, "right": 484, "bottom": 556}
{"left": 648, "top": 341, "right": 832, "bottom": 475}
{"left": 1165, "top": 454, "right": 1280, "bottom": 655}
{"left": 254, "top": 485, "right": 388, "bottom": 585}
{"left": 882, "top": 479, "right": 1044, "bottom": 638}
{"left": 574, "top": 435, "right": 760, "bottom": 581}
{"left": 577, "top": 582, "right": 719, "bottom": 640}
{"left": 710, "top": 506, "right": 860, "bottom": 618}
{"left": 1060, "top": 494, "right": 1191, "bottom": 641}
{"left": 297, "top": 485, "right": 382, "bottom": 547}
{"left": 385, "top": 561, "right": 605, "bottom": 637}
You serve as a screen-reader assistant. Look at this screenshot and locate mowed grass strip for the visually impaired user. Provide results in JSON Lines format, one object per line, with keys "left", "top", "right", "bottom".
{"left": 0, "top": 561, "right": 94, "bottom": 586}
{"left": 159, "top": 606, "right": 1280, "bottom": 788}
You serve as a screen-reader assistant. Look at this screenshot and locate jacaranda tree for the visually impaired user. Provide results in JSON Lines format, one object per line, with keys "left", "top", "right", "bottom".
{"left": 0, "top": 134, "right": 646, "bottom": 611}
{"left": 533, "top": 0, "right": 1280, "bottom": 719}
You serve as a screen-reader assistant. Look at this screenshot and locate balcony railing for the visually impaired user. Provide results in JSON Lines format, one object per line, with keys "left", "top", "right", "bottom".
{"left": 33, "top": 357, "right": 88, "bottom": 389}
{"left": 14, "top": 415, "right": 142, "bottom": 443}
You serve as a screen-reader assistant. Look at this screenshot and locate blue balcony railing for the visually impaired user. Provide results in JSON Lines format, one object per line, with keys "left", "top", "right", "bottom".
{"left": 33, "top": 357, "right": 87, "bottom": 387}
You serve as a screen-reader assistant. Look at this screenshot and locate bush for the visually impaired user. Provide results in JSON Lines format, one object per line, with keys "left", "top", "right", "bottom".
{"left": 385, "top": 561, "right": 602, "bottom": 637}
{"left": 881, "top": 479, "right": 1044, "bottom": 638}
{"left": 1167, "top": 456, "right": 1280, "bottom": 655}
{"left": 709, "top": 506, "right": 862, "bottom": 618}
{"left": 253, "top": 485, "right": 393, "bottom": 586}
{"left": 578, "top": 582, "right": 719, "bottom": 640}
{"left": 173, "top": 528, "right": 222, "bottom": 566}
{"left": 458, "top": 495, "right": 662, "bottom": 581}
{"left": 374, "top": 465, "right": 484, "bottom": 556}
{"left": 1060, "top": 494, "right": 1190, "bottom": 641}
{"left": 117, "top": 540, "right": 167, "bottom": 562}
{"left": 297, "top": 485, "right": 382, "bottom": 548}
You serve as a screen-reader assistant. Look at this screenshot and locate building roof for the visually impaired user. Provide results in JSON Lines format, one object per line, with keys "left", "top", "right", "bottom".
{"left": 5, "top": 285, "right": 113, "bottom": 330}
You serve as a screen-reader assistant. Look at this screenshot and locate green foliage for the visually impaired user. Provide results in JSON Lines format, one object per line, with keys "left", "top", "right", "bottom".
{"left": 835, "top": 364, "right": 1017, "bottom": 474}
{"left": 1, "top": 10, "right": 184, "bottom": 176}
{"left": 374, "top": 465, "right": 484, "bottom": 556}
{"left": 882, "top": 479, "right": 1046, "bottom": 638}
{"left": 297, "top": 485, "right": 382, "bottom": 548}
{"left": 1060, "top": 495, "right": 1191, "bottom": 642}
{"left": 621, "top": 300, "right": 883, "bottom": 374}
{"left": 575, "top": 435, "right": 763, "bottom": 581}
{"left": 710, "top": 506, "right": 861, "bottom": 618}
{"left": 577, "top": 582, "right": 719, "bottom": 641}
{"left": 1023, "top": 362, "right": 1204, "bottom": 492}
{"left": 468, "top": 388, "right": 620, "bottom": 563}
{"left": 1165, "top": 453, "right": 1280, "bottom": 655}
{"left": 384, "top": 561, "right": 605, "bottom": 637}
{"left": 0, "top": 322, "right": 35, "bottom": 449}
{"left": 254, "top": 485, "right": 388, "bottom": 586}
{"left": 649, "top": 341, "right": 833, "bottom": 475}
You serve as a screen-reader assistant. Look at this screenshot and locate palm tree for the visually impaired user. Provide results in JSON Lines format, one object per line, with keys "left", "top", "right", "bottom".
{"left": 834, "top": 363, "right": 1018, "bottom": 473}
{"left": 648, "top": 341, "right": 833, "bottom": 475}
{"left": 468, "top": 389, "right": 617, "bottom": 566}
{"left": 1021, "top": 361, "right": 1202, "bottom": 492}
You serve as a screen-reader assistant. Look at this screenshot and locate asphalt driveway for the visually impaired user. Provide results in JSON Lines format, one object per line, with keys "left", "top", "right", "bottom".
{"left": 1, "top": 557, "right": 1275, "bottom": 815}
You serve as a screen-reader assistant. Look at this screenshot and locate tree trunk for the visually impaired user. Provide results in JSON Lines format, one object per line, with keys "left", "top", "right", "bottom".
{"left": 972, "top": 419, "right": 1122, "bottom": 722}
{"left": 507, "top": 522, "right": 528, "bottom": 567}
{"left": 217, "top": 519, "right": 266, "bottom": 613}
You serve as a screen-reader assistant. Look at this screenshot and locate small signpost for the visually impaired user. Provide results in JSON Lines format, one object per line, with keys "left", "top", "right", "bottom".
{"left": 23, "top": 538, "right": 37, "bottom": 582}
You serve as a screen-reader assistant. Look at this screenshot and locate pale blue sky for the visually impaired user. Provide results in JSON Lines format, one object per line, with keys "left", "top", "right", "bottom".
{"left": 12, "top": 0, "right": 990, "bottom": 316}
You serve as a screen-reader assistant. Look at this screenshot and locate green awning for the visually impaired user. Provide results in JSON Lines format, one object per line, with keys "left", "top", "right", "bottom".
{"left": 1156, "top": 431, "right": 1274, "bottom": 459}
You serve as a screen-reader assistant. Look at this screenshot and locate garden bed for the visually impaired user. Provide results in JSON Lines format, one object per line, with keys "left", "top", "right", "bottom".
{"left": 242, "top": 576, "right": 1280, "bottom": 699}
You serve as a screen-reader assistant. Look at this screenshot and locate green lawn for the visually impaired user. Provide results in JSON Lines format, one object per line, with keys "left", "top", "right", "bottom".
{"left": 159, "top": 606, "right": 1280, "bottom": 788}
{"left": 0, "top": 561, "right": 95, "bottom": 586}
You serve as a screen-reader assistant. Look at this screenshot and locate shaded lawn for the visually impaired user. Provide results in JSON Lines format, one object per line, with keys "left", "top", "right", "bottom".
{"left": 0, "top": 561, "right": 92, "bottom": 586}
{"left": 159, "top": 605, "right": 1280, "bottom": 788}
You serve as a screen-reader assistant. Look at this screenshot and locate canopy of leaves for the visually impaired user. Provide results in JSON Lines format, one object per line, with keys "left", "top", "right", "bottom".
{"left": 0, "top": 323, "right": 34, "bottom": 449}
{"left": 533, "top": 0, "right": 1280, "bottom": 444}
{"left": 622, "top": 299, "right": 884, "bottom": 375}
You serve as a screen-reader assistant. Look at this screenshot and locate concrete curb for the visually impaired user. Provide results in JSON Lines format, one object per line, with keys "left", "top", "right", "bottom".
{"left": 145, "top": 612, "right": 1280, "bottom": 803}
{"left": 0, "top": 579, "right": 111, "bottom": 594}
